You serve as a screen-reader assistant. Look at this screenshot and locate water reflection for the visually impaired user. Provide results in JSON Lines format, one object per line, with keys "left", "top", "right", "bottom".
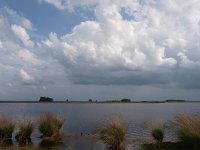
{"left": 39, "top": 138, "right": 64, "bottom": 149}
{"left": 0, "top": 139, "right": 13, "bottom": 147}
{"left": 16, "top": 138, "right": 33, "bottom": 147}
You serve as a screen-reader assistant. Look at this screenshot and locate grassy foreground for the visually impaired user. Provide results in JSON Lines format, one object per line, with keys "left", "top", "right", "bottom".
{"left": 0, "top": 113, "right": 199, "bottom": 150}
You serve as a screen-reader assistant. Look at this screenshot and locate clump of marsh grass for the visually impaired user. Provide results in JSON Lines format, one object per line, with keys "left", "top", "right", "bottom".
{"left": 38, "top": 112, "right": 64, "bottom": 140}
{"left": 144, "top": 119, "right": 165, "bottom": 144}
{"left": 151, "top": 128, "right": 164, "bottom": 144}
{"left": 15, "top": 119, "right": 34, "bottom": 146}
{"left": 0, "top": 115, "right": 15, "bottom": 139}
{"left": 99, "top": 119, "right": 125, "bottom": 150}
{"left": 175, "top": 113, "right": 200, "bottom": 149}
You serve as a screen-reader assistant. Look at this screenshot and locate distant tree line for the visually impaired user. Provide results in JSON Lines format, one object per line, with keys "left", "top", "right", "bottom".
{"left": 39, "top": 97, "right": 53, "bottom": 102}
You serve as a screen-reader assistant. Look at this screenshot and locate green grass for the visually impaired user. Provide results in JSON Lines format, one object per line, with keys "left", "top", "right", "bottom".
{"left": 38, "top": 112, "right": 64, "bottom": 139}
{"left": 99, "top": 119, "right": 125, "bottom": 150}
{"left": 151, "top": 128, "right": 164, "bottom": 143}
{"left": 175, "top": 113, "right": 200, "bottom": 149}
{"left": 0, "top": 115, "right": 15, "bottom": 139}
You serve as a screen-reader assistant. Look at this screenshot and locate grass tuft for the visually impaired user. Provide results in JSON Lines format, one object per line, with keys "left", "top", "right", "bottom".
{"left": 175, "top": 113, "right": 200, "bottom": 149}
{"left": 144, "top": 119, "right": 165, "bottom": 144}
{"left": 100, "top": 119, "right": 125, "bottom": 150}
{"left": 15, "top": 119, "right": 34, "bottom": 146}
{"left": 151, "top": 128, "right": 164, "bottom": 143}
{"left": 38, "top": 112, "right": 64, "bottom": 139}
{"left": 0, "top": 115, "right": 15, "bottom": 139}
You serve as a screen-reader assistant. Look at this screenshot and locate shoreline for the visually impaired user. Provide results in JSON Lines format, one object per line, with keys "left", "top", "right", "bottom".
{"left": 0, "top": 100, "right": 200, "bottom": 103}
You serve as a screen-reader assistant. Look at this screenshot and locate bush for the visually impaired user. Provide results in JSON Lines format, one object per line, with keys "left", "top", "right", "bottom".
{"left": 100, "top": 119, "right": 125, "bottom": 150}
{"left": 38, "top": 112, "right": 64, "bottom": 139}
{"left": 176, "top": 113, "right": 200, "bottom": 149}
{"left": 0, "top": 115, "right": 15, "bottom": 139}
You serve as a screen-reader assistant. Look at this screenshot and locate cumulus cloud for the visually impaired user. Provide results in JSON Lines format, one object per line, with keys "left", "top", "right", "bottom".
{"left": 1, "top": 1, "right": 200, "bottom": 100}
{"left": 41, "top": 0, "right": 200, "bottom": 88}
{"left": 11, "top": 24, "right": 34, "bottom": 47}
{"left": 0, "top": 7, "right": 55, "bottom": 90}
{"left": 18, "top": 49, "right": 43, "bottom": 65}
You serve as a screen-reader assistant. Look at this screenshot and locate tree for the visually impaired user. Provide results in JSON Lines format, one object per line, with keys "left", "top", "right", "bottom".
{"left": 39, "top": 97, "right": 53, "bottom": 102}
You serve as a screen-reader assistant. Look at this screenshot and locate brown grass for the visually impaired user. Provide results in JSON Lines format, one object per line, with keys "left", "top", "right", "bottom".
{"left": 175, "top": 113, "right": 200, "bottom": 149}
{"left": 0, "top": 115, "right": 15, "bottom": 139}
{"left": 38, "top": 112, "right": 64, "bottom": 139}
{"left": 100, "top": 119, "right": 125, "bottom": 150}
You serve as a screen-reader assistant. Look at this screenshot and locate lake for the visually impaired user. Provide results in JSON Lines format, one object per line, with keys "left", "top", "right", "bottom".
{"left": 0, "top": 102, "right": 200, "bottom": 149}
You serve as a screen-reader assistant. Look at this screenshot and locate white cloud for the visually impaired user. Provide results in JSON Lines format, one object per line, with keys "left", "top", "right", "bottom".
{"left": 21, "top": 18, "right": 33, "bottom": 30}
{"left": 18, "top": 49, "right": 43, "bottom": 65}
{"left": 40, "top": 0, "right": 141, "bottom": 11}
{"left": 0, "top": 40, "right": 3, "bottom": 49}
{"left": 39, "top": 0, "right": 98, "bottom": 11}
{"left": 3, "top": 7, "right": 33, "bottom": 30}
{"left": 178, "top": 52, "right": 200, "bottom": 68}
{"left": 19, "top": 69, "right": 32, "bottom": 81}
{"left": 0, "top": 18, "right": 4, "bottom": 25}
{"left": 11, "top": 24, "right": 34, "bottom": 47}
{"left": 43, "top": 1, "right": 178, "bottom": 71}
{"left": 0, "top": 7, "right": 53, "bottom": 89}
{"left": 41, "top": 0, "right": 200, "bottom": 87}
{"left": 1, "top": 1, "right": 200, "bottom": 100}
{"left": 40, "top": 0, "right": 68, "bottom": 10}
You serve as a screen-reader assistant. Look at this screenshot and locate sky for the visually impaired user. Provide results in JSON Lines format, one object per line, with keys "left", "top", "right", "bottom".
{"left": 0, "top": 0, "right": 200, "bottom": 101}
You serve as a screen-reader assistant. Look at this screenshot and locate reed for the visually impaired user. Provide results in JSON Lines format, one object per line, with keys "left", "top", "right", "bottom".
{"left": 15, "top": 119, "right": 33, "bottom": 146}
{"left": 176, "top": 113, "right": 200, "bottom": 149}
{"left": 100, "top": 119, "right": 125, "bottom": 150}
{"left": 144, "top": 119, "right": 165, "bottom": 144}
{"left": 38, "top": 112, "right": 64, "bottom": 139}
{"left": 0, "top": 115, "right": 15, "bottom": 139}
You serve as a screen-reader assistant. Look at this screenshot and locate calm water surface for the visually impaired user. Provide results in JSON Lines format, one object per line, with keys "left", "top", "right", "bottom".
{"left": 0, "top": 103, "right": 199, "bottom": 135}
{"left": 0, "top": 103, "right": 199, "bottom": 149}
